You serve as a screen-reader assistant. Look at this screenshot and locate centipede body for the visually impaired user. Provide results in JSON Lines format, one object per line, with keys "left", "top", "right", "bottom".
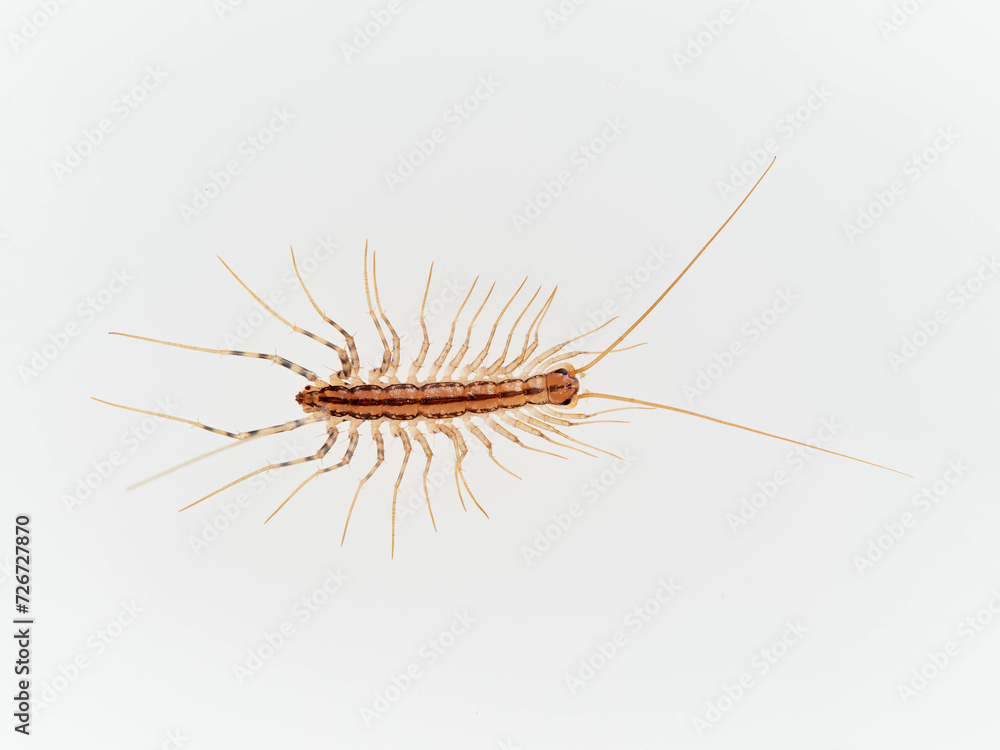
{"left": 96, "top": 158, "right": 910, "bottom": 557}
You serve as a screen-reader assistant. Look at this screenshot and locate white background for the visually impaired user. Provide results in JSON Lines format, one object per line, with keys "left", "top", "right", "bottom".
{"left": 3, "top": 1, "right": 999, "bottom": 747}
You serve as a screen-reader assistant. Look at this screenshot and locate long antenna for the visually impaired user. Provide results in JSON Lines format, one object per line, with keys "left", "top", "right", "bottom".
{"left": 575, "top": 157, "right": 776, "bottom": 375}
{"left": 578, "top": 392, "right": 912, "bottom": 477}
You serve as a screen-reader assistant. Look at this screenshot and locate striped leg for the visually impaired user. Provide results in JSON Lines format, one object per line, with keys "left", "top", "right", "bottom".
{"left": 108, "top": 332, "right": 321, "bottom": 382}
{"left": 93, "top": 398, "right": 324, "bottom": 441}
{"left": 265, "top": 424, "right": 359, "bottom": 523}
{"left": 181, "top": 425, "right": 340, "bottom": 512}
{"left": 218, "top": 257, "right": 353, "bottom": 381}
{"left": 291, "top": 246, "right": 360, "bottom": 378}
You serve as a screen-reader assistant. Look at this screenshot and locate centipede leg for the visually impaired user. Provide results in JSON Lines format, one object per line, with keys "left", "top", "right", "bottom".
{"left": 542, "top": 405, "right": 652, "bottom": 421}
{"left": 463, "top": 278, "right": 526, "bottom": 377}
{"left": 527, "top": 406, "right": 629, "bottom": 428}
{"left": 372, "top": 253, "right": 402, "bottom": 382}
{"left": 363, "top": 242, "right": 393, "bottom": 379}
{"left": 181, "top": 423, "right": 342, "bottom": 512}
{"left": 483, "top": 416, "right": 567, "bottom": 461}
{"left": 517, "top": 412, "right": 621, "bottom": 459}
{"left": 521, "top": 316, "right": 618, "bottom": 375}
{"left": 93, "top": 399, "right": 325, "bottom": 441}
{"left": 499, "top": 413, "right": 597, "bottom": 458}
{"left": 107, "top": 332, "right": 323, "bottom": 382}
{"left": 439, "top": 423, "right": 488, "bottom": 518}
{"left": 426, "top": 278, "right": 479, "bottom": 382}
{"left": 408, "top": 264, "right": 434, "bottom": 382}
{"left": 465, "top": 419, "right": 522, "bottom": 479}
{"left": 342, "top": 424, "right": 385, "bottom": 545}
{"left": 217, "top": 257, "right": 353, "bottom": 382}
{"left": 265, "top": 424, "right": 360, "bottom": 523}
{"left": 412, "top": 430, "right": 438, "bottom": 531}
{"left": 502, "top": 288, "right": 556, "bottom": 374}
{"left": 291, "top": 246, "right": 360, "bottom": 378}
{"left": 484, "top": 286, "right": 541, "bottom": 377}
{"left": 442, "top": 282, "right": 494, "bottom": 380}
{"left": 390, "top": 424, "right": 413, "bottom": 557}
{"left": 427, "top": 423, "right": 465, "bottom": 511}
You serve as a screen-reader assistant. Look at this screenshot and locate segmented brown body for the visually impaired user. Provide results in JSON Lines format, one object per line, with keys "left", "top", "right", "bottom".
{"left": 296, "top": 371, "right": 579, "bottom": 421}
{"left": 100, "top": 160, "right": 903, "bottom": 560}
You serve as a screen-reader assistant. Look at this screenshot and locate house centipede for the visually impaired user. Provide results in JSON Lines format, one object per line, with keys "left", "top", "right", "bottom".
{"left": 95, "top": 158, "right": 911, "bottom": 556}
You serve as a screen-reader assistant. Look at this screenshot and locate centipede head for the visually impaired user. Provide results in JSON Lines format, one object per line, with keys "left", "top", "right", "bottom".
{"left": 545, "top": 366, "right": 580, "bottom": 407}
{"left": 296, "top": 383, "right": 325, "bottom": 413}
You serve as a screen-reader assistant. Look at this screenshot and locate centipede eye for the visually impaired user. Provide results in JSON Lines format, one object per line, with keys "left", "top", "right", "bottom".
{"left": 558, "top": 397, "right": 573, "bottom": 406}
{"left": 555, "top": 367, "right": 569, "bottom": 375}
